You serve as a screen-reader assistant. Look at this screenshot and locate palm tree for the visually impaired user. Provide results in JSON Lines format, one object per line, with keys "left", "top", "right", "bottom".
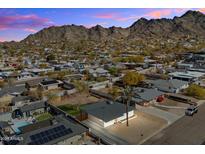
{"left": 121, "top": 71, "right": 144, "bottom": 126}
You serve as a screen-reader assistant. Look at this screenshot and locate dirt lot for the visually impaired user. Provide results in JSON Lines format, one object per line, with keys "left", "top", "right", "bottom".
{"left": 106, "top": 111, "right": 167, "bottom": 144}
{"left": 153, "top": 98, "right": 190, "bottom": 116}
{"left": 54, "top": 92, "right": 99, "bottom": 106}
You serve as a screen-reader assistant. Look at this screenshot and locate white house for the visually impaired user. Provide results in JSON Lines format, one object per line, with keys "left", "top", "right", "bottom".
{"left": 82, "top": 100, "right": 134, "bottom": 128}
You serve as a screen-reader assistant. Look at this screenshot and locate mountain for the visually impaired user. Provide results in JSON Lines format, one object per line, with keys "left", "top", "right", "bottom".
{"left": 2, "top": 10, "right": 205, "bottom": 51}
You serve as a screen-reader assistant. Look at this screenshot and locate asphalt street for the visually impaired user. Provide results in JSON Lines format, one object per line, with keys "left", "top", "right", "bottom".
{"left": 143, "top": 102, "right": 205, "bottom": 145}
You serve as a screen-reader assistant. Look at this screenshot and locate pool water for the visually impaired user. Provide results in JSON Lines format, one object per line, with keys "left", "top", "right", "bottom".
{"left": 11, "top": 121, "right": 31, "bottom": 134}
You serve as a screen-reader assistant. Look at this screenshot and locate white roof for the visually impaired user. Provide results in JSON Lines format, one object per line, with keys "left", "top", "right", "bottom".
{"left": 169, "top": 71, "right": 205, "bottom": 78}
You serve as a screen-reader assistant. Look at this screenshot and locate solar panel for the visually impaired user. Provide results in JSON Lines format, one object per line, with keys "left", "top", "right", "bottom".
{"left": 29, "top": 125, "right": 73, "bottom": 145}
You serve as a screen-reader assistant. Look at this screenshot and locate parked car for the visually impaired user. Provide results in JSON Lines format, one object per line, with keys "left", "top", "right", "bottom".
{"left": 185, "top": 105, "right": 198, "bottom": 116}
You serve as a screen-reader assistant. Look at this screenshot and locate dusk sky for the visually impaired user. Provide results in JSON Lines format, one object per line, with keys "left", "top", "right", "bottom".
{"left": 0, "top": 8, "right": 205, "bottom": 42}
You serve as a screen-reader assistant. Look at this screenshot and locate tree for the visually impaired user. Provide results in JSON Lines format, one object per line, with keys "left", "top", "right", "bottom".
{"left": 122, "top": 71, "right": 144, "bottom": 126}
{"left": 46, "top": 54, "right": 56, "bottom": 61}
{"left": 186, "top": 84, "right": 205, "bottom": 99}
{"left": 108, "top": 86, "right": 122, "bottom": 100}
{"left": 123, "top": 71, "right": 144, "bottom": 86}
{"left": 108, "top": 67, "right": 119, "bottom": 76}
{"left": 73, "top": 80, "right": 89, "bottom": 94}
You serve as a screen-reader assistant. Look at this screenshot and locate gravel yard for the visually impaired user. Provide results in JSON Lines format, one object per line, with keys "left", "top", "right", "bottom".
{"left": 105, "top": 111, "right": 167, "bottom": 144}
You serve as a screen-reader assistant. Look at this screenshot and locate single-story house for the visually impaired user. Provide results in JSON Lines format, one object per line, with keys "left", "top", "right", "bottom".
{"left": 0, "top": 84, "right": 27, "bottom": 97}
{"left": 131, "top": 87, "right": 165, "bottom": 106}
{"left": 39, "top": 79, "right": 63, "bottom": 90}
{"left": 13, "top": 100, "right": 48, "bottom": 118}
{"left": 169, "top": 71, "right": 205, "bottom": 82}
{"left": 89, "top": 68, "right": 110, "bottom": 78}
{"left": 62, "top": 81, "right": 77, "bottom": 95}
{"left": 177, "top": 62, "right": 193, "bottom": 69}
{"left": 148, "top": 79, "right": 189, "bottom": 93}
{"left": 25, "top": 77, "right": 47, "bottom": 90}
{"left": 11, "top": 96, "right": 35, "bottom": 106}
{"left": 82, "top": 100, "right": 134, "bottom": 128}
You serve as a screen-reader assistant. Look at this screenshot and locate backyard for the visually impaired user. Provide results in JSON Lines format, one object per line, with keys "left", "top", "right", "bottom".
{"left": 35, "top": 112, "right": 53, "bottom": 122}
{"left": 58, "top": 104, "right": 86, "bottom": 116}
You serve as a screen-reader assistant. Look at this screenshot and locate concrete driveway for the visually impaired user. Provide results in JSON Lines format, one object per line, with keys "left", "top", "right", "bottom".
{"left": 136, "top": 104, "right": 181, "bottom": 124}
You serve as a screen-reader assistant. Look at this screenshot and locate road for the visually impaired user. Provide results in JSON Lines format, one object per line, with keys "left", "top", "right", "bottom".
{"left": 143, "top": 102, "right": 205, "bottom": 145}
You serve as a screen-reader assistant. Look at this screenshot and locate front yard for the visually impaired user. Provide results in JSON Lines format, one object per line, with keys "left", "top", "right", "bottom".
{"left": 105, "top": 111, "right": 167, "bottom": 144}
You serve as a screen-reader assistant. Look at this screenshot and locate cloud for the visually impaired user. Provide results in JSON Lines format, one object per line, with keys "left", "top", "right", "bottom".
{"left": 198, "top": 8, "right": 205, "bottom": 13}
{"left": 84, "top": 22, "right": 108, "bottom": 28}
{"left": 93, "top": 13, "right": 118, "bottom": 19}
{"left": 0, "top": 14, "right": 53, "bottom": 31}
{"left": 92, "top": 9, "right": 189, "bottom": 22}
{"left": 23, "top": 28, "right": 38, "bottom": 33}
{"left": 0, "top": 37, "right": 5, "bottom": 42}
{"left": 144, "top": 9, "right": 173, "bottom": 18}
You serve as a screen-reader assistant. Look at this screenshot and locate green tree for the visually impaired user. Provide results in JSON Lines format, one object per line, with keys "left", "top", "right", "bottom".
{"left": 186, "top": 84, "right": 205, "bottom": 99}
{"left": 108, "top": 86, "right": 122, "bottom": 100}
{"left": 73, "top": 80, "right": 89, "bottom": 94}
{"left": 123, "top": 71, "right": 144, "bottom": 86}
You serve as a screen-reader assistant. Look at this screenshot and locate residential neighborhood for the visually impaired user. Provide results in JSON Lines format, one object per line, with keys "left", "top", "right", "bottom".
{"left": 1, "top": 8, "right": 205, "bottom": 145}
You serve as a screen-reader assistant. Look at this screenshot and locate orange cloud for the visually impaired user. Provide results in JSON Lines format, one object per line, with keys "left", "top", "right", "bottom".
{"left": 144, "top": 9, "right": 173, "bottom": 18}
{"left": 0, "top": 37, "right": 5, "bottom": 42}
{"left": 93, "top": 13, "right": 117, "bottom": 19}
{"left": 24, "top": 28, "right": 37, "bottom": 33}
{"left": 198, "top": 8, "right": 205, "bottom": 13}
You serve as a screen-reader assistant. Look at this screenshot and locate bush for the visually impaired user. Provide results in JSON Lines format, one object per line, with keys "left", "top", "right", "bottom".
{"left": 186, "top": 84, "right": 205, "bottom": 99}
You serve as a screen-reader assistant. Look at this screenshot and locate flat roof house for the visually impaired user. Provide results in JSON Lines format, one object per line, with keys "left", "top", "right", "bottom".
{"left": 25, "top": 77, "right": 46, "bottom": 90}
{"left": 169, "top": 71, "right": 205, "bottom": 82}
{"left": 82, "top": 100, "right": 134, "bottom": 128}
{"left": 39, "top": 79, "right": 63, "bottom": 90}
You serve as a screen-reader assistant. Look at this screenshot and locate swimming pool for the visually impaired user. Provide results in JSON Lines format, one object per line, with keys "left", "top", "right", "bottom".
{"left": 11, "top": 121, "right": 31, "bottom": 134}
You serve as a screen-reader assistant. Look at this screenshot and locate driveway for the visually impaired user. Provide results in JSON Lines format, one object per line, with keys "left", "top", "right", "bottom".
{"left": 136, "top": 105, "right": 181, "bottom": 124}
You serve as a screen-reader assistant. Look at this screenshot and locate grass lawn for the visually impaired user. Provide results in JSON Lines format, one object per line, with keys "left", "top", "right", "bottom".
{"left": 35, "top": 112, "right": 53, "bottom": 122}
{"left": 58, "top": 104, "right": 85, "bottom": 116}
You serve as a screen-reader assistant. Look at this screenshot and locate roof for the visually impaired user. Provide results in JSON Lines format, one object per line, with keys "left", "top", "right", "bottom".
{"left": 0, "top": 84, "right": 27, "bottom": 97}
{"left": 169, "top": 71, "right": 205, "bottom": 79}
{"left": 62, "top": 82, "right": 75, "bottom": 90}
{"left": 26, "top": 78, "right": 45, "bottom": 87}
{"left": 19, "top": 100, "right": 47, "bottom": 113}
{"left": 148, "top": 79, "right": 188, "bottom": 93}
{"left": 17, "top": 115, "right": 88, "bottom": 145}
{"left": 11, "top": 96, "right": 33, "bottom": 105}
{"left": 40, "top": 79, "right": 59, "bottom": 86}
{"left": 89, "top": 68, "right": 108, "bottom": 74}
{"left": 0, "top": 121, "right": 9, "bottom": 129}
{"left": 132, "top": 88, "right": 164, "bottom": 102}
{"left": 82, "top": 100, "right": 134, "bottom": 122}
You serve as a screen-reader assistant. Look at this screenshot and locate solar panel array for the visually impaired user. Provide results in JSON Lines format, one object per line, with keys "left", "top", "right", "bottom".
{"left": 28, "top": 125, "right": 73, "bottom": 145}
